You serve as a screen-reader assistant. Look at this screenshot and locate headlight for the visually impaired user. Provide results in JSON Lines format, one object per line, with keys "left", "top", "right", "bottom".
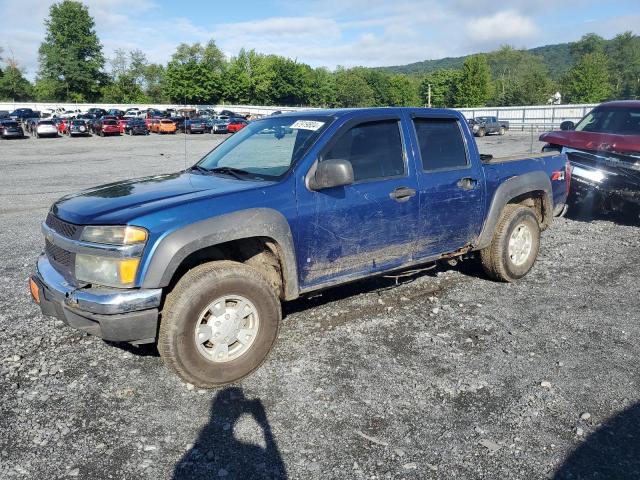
{"left": 81, "top": 225, "right": 147, "bottom": 245}
{"left": 75, "top": 255, "right": 140, "bottom": 287}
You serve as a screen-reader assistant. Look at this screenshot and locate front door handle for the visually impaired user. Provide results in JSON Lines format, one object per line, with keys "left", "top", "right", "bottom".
{"left": 457, "top": 177, "right": 478, "bottom": 190}
{"left": 389, "top": 186, "right": 416, "bottom": 203}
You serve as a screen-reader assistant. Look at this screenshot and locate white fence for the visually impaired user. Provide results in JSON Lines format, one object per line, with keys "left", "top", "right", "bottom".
{"left": 457, "top": 104, "right": 597, "bottom": 131}
{"left": 0, "top": 101, "right": 314, "bottom": 117}
{"left": 0, "top": 101, "right": 596, "bottom": 129}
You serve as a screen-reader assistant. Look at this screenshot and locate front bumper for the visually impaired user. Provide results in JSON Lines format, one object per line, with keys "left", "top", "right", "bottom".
{"left": 31, "top": 255, "right": 162, "bottom": 343}
{"left": 571, "top": 163, "right": 640, "bottom": 206}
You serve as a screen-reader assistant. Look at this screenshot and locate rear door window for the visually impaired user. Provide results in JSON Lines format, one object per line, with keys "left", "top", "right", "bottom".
{"left": 413, "top": 118, "right": 468, "bottom": 171}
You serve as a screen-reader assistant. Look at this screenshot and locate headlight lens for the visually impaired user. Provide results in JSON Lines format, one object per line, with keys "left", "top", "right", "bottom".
{"left": 75, "top": 255, "right": 140, "bottom": 287}
{"left": 80, "top": 225, "right": 147, "bottom": 245}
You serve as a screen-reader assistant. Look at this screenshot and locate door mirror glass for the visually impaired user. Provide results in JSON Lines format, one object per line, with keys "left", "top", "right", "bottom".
{"left": 560, "top": 120, "right": 575, "bottom": 131}
{"left": 309, "top": 159, "right": 354, "bottom": 190}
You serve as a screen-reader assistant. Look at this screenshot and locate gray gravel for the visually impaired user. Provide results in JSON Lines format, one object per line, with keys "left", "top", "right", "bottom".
{"left": 1, "top": 131, "right": 639, "bottom": 479}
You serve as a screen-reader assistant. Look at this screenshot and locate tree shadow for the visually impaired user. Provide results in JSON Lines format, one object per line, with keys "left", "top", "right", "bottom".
{"left": 173, "top": 387, "right": 288, "bottom": 479}
{"left": 554, "top": 402, "right": 640, "bottom": 479}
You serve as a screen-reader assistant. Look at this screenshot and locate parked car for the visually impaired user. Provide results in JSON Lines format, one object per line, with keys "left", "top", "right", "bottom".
{"left": 227, "top": 118, "right": 248, "bottom": 133}
{"left": 9, "top": 108, "right": 36, "bottom": 122}
{"left": 170, "top": 117, "right": 186, "bottom": 133}
{"left": 124, "top": 119, "right": 149, "bottom": 136}
{"left": 96, "top": 119, "right": 121, "bottom": 136}
{"left": 34, "top": 120, "right": 59, "bottom": 138}
{"left": 539, "top": 100, "right": 640, "bottom": 216}
{"left": 55, "top": 118, "right": 68, "bottom": 134}
{"left": 59, "top": 109, "right": 82, "bottom": 119}
{"left": 1, "top": 120, "right": 24, "bottom": 139}
{"left": 210, "top": 119, "right": 229, "bottom": 134}
{"left": 151, "top": 119, "right": 177, "bottom": 134}
{"left": 218, "top": 109, "right": 245, "bottom": 119}
{"left": 467, "top": 116, "right": 509, "bottom": 137}
{"left": 30, "top": 107, "right": 569, "bottom": 388}
{"left": 185, "top": 118, "right": 206, "bottom": 134}
{"left": 24, "top": 118, "right": 40, "bottom": 134}
{"left": 66, "top": 120, "right": 91, "bottom": 137}
{"left": 87, "top": 108, "right": 108, "bottom": 118}
{"left": 0, "top": 110, "right": 11, "bottom": 119}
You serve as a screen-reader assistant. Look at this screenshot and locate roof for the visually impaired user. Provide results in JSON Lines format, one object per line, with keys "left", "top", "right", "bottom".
{"left": 598, "top": 100, "right": 640, "bottom": 108}
{"left": 272, "top": 107, "right": 460, "bottom": 119}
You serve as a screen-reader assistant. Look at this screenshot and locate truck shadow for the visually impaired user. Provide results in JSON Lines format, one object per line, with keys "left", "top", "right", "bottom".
{"left": 554, "top": 402, "right": 640, "bottom": 479}
{"left": 563, "top": 197, "right": 640, "bottom": 227}
{"left": 172, "top": 386, "right": 288, "bottom": 479}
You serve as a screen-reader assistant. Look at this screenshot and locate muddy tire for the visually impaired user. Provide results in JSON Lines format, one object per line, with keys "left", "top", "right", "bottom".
{"left": 158, "top": 261, "right": 281, "bottom": 388}
{"left": 499, "top": 126, "right": 506, "bottom": 135}
{"left": 480, "top": 205, "right": 540, "bottom": 282}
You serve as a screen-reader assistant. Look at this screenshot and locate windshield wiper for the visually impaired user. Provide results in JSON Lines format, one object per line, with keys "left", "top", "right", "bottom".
{"left": 209, "top": 166, "right": 253, "bottom": 180}
{"left": 189, "top": 164, "right": 211, "bottom": 174}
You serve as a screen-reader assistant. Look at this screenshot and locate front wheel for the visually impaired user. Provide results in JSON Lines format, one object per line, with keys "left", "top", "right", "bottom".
{"left": 480, "top": 205, "right": 540, "bottom": 282}
{"left": 499, "top": 127, "right": 505, "bottom": 136}
{"left": 158, "top": 261, "right": 281, "bottom": 388}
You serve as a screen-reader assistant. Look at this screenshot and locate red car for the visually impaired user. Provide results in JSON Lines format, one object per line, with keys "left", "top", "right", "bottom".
{"left": 227, "top": 119, "right": 248, "bottom": 133}
{"left": 117, "top": 118, "right": 128, "bottom": 134}
{"left": 56, "top": 118, "right": 68, "bottom": 134}
{"left": 539, "top": 100, "right": 640, "bottom": 214}
{"left": 97, "top": 119, "right": 121, "bottom": 136}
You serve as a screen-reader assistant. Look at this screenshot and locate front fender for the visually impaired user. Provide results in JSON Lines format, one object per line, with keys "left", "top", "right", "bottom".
{"left": 141, "top": 208, "right": 299, "bottom": 299}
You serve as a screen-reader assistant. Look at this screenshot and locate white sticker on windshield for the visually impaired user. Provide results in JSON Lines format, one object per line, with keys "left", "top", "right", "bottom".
{"left": 290, "top": 120, "right": 324, "bottom": 131}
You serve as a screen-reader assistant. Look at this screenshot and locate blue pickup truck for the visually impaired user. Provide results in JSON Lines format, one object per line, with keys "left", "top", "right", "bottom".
{"left": 30, "top": 108, "right": 569, "bottom": 387}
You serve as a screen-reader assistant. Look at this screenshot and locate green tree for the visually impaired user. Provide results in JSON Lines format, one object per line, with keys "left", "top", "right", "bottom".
{"left": 385, "top": 74, "right": 419, "bottom": 106}
{"left": 487, "top": 46, "right": 554, "bottom": 105}
{"left": 570, "top": 33, "right": 606, "bottom": 60}
{"left": 101, "top": 49, "right": 149, "bottom": 103}
{"left": 163, "top": 41, "right": 224, "bottom": 104}
{"left": 454, "top": 55, "right": 492, "bottom": 107}
{"left": 37, "top": 0, "right": 106, "bottom": 101}
{"left": 142, "top": 64, "right": 167, "bottom": 103}
{"left": 0, "top": 60, "right": 33, "bottom": 101}
{"left": 334, "top": 68, "right": 374, "bottom": 107}
{"left": 308, "top": 67, "right": 336, "bottom": 107}
{"left": 563, "top": 52, "right": 611, "bottom": 103}
{"left": 419, "top": 69, "right": 461, "bottom": 107}
{"left": 606, "top": 31, "right": 640, "bottom": 99}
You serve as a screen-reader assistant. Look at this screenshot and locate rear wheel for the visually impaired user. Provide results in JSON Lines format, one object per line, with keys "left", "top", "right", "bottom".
{"left": 476, "top": 128, "right": 486, "bottom": 137}
{"left": 158, "top": 261, "right": 281, "bottom": 388}
{"left": 480, "top": 205, "right": 540, "bottom": 282}
{"left": 499, "top": 126, "right": 506, "bottom": 135}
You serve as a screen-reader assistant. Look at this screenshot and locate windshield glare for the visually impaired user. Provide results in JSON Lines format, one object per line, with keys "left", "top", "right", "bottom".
{"left": 575, "top": 107, "right": 640, "bottom": 135}
{"left": 197, "top": 116, "right": 331, "bottom": 179}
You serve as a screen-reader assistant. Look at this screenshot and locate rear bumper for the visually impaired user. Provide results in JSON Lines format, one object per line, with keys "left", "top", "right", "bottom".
{"left": 31, "top": 254, "right": 161, "bottom": 343}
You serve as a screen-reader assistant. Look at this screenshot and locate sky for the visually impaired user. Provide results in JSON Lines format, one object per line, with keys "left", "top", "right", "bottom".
{"left": 1, "top": 0, "right": 639, "bottom": 79}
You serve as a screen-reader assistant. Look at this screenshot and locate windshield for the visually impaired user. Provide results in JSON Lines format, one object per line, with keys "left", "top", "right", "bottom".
{"left": 575, "top": 106, "right": 640, "bottom": 135}
{"left": 197, "top": 115, "right": 332, "bottom": 179}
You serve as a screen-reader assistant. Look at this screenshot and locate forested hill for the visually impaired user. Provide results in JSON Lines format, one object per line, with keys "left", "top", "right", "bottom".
{"left": 377, "top": 42, "right": 572, "bottom": 79}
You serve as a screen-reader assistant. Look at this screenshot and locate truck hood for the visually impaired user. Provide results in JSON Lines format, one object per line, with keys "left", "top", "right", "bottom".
{"left": 51, "top": 170, "right": 272, "bottom": 225}
{"left": 539, "top": 130, "right": 640, "bottom": 154}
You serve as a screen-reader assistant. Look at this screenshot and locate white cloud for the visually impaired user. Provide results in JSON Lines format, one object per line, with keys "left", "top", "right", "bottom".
{"left": 465, "top": 10, "right": 538, "bottom": 43}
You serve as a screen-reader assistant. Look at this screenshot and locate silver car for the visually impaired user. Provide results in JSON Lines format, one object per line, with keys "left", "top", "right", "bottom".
{"left": 35, "top": 120, "right": 59, "bottom": 138}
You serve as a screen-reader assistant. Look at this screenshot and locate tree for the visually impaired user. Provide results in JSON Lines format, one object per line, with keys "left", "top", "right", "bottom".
{"left": 454, "top": 55, "right": 493, "bottom": 107}
{"left": 570, "top": 33, "right": 606, "bottom": 60}
{"left": 487, "top": 46, "right": 554, "bottom": 105}
{"left": 563, "top": 52, "right": 611, "bottom": 103}
{"left": 385, "top": 74, "right": 419, "bottom": 106}
{"left": 101, "top": 49, "right": 149, "bottom": 103}
{"left": 37, "top": 0, "right": 106, "bottom": 101}
{"left": 334, "top": 68, "right": 374, "bottom": 107}
{"left": 419, "top": 69, "right": 461, "bottom": 107}
{"left": 606, "top": 31, "right": 640, "bottom": 99}
{"left": 0, "top": 60, "right": 33, "bottom": 101}
{"left": 308, "top": 67, "right": 336, "bottom": 107}
{"left": 163, "top": 41, "right": 224, "bottom": 104}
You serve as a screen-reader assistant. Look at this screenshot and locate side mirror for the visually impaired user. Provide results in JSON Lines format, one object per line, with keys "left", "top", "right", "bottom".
{"left": 560, "top": 120, "right": 575, "bottom": 131}
{"left": 308, "top": 159, "right": 354, "bottom": 190}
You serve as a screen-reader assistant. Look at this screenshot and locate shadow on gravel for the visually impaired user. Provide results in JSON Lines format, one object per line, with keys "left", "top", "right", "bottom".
{"left": 554, "top": 402, "right": 640, "bottom": 479}
{"left": 173, "top": 386, "right": 287, "bottom": 479}
{"left": 564, "top": 197, "right": 640, "bottom": 227}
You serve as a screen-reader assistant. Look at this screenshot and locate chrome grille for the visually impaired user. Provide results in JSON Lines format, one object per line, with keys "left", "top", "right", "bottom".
{"left": 45, "top": 239, "right": 76, "bottom": 280}
{"left": 46, "top": 213, "right": 79, "bottom": 239}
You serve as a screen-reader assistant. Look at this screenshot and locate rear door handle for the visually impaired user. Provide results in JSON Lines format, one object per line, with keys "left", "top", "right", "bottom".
{"left": 457, "top": 177, "right": 478, "bottom": 190}
{"left": 389, "top": 186, "right": 416, "bottom": 203}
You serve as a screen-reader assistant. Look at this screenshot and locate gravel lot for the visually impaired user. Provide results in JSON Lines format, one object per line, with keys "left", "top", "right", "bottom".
{"left": 1, "top": 131, "right": 639, "bottom": 479}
